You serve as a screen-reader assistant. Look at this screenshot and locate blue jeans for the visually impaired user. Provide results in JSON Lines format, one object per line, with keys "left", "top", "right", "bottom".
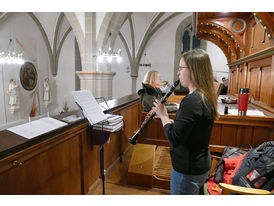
{"left": 170, "top": 167, "right": 209, "bottom": 195}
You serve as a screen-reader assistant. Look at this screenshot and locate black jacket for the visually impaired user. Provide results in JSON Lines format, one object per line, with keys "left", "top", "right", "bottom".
{"left": 220, "top": 84, "right": 228, "bottom": 95}
{"left": 232, "top": 141, "right": 274, "bottom": 191}
{"left": 164, "top": 90, "right": 214, "bottom": 175}
{"left": 137, "top": 84, "right": 162, "bottom": 112}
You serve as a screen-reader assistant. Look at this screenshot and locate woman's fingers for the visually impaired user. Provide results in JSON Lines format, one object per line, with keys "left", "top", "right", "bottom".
{"left": 153, "top": 99, "right": 161, "bottom": 107}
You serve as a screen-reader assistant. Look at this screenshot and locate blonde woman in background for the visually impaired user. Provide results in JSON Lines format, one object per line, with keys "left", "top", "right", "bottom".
{"left": 137, "top": 70, "right": 162, "bottom": 112}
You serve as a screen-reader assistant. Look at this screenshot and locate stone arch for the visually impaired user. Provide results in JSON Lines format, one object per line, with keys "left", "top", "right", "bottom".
{"left": 64, "top": 12, "right": 130, "bottom": 71}
{"left": 97, "top": 12, "right": 130, "bottom": 51}
{"left": 64, "top": 12, "right": 85, "bottom": 70}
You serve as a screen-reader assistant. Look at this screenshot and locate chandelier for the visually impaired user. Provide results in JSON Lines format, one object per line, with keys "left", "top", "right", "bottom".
{"left": 0, "top": 39, "right": 24, "bottom": 65}
{"left": 97, "top": 48, "right": 122, "bottom": 63}
{"left": 97, "top": 33, "right": 122, "bottom": 63}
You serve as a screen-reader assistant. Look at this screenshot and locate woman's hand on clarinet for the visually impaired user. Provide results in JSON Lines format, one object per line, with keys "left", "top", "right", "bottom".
{"left": 152, "top": 99, "right": 172, "bottom": 126}
{"left": 152, "top": 99, "right": 168, "bottom": 118}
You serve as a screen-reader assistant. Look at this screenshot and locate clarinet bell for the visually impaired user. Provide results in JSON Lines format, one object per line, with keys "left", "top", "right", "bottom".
{"left": 128, "top": 133, "right": 139, "bottom": 145}
{"left": 128, "top": 137, "right": 137, "bottom": 145}
{"left": 128, "top": 128, "right": 142, "bottom": 145}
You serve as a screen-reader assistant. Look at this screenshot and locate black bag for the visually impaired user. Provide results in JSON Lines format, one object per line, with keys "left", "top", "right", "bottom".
{"left": 232, "top": 141, "right": 274, "bottom": 191}
{"left": 209, "top": 146, "right": 248, "bottom": 183}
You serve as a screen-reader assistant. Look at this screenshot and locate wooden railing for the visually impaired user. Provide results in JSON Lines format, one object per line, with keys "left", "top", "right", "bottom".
{"left": 137, "top": 95, "right": 274, "bottom": 152}
{"left": 0, "top": 94, "right": 141, "bottom": 194}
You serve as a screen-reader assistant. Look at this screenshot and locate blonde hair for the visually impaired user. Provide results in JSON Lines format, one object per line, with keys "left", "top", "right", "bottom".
{"left": 182, "top": 49, "right": 219, "bottom": 120}
{"left": 143, "top": 70, "right": 160, "bottom": 85}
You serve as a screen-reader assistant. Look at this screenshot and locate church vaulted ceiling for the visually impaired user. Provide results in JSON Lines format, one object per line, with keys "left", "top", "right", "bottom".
{"left": 195, "top": 12, "right": 273, "bottom": 63}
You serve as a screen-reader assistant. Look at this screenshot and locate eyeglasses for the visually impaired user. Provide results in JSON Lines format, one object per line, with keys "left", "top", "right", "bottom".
{"left": 178, "top": 66, "right": 188, "bottom": 72}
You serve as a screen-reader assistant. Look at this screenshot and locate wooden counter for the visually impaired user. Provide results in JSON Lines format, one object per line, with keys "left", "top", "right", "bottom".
{"left": 137, "top": 94, "right": 274, "bottom": 152}
{"left": 0, "top": 92, "right": 272, "bottom": 194}
{"left": 0, "top": 94, "right": 140, "bottom": 194}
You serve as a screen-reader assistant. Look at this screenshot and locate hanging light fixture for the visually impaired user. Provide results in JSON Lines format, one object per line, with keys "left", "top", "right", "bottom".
{"left": 97, "top": 33, "right": 122, "bottom": 63}
{"left": 0, "top": 38, "right": 24, "bottom": 65}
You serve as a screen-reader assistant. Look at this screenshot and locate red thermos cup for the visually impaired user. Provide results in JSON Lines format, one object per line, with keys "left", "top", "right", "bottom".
{"left": 238, "top": 88, "right": 249, "bottom": 116}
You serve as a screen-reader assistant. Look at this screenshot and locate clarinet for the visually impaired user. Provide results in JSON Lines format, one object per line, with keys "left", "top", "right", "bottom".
{"left": 128, "top": 80, "right": 180, "bottom": 145}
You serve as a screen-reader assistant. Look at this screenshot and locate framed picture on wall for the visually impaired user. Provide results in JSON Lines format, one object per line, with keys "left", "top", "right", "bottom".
{"left": 20, "top": 61, "right": 38, "bottom": 91}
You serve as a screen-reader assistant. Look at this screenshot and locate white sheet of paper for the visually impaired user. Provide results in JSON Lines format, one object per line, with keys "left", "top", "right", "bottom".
{"left": 7, "top": 117, "right": 68, "bottom": 139}
{"left": 247, "top": 110, "right": 265, "bottom": 116}
{"left": 228, "top": 109, "right": 266, "bottom": 116}
{"left": 72, "top": 90, "right": 107, "bottom": 125}
{"left": 228, "top": 109, "right": 238, "bottom": 115}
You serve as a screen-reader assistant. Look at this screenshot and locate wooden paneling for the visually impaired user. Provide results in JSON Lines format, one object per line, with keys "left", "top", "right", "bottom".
{"left": 137, "top": 110, "right": 273, "bottom": 149}
{"left": 137, "top": 113, "right": 176, "bottom": 146}
{"left": 210, "top": 124, "right": 221, "bottom": 145}
{"left": 252, "top": 127, "right": 272, "bottom": 146}
{"left": 220, "top": 125, "right": 237, "bottom": 146}
{"left": 238, "top": 64, "right": 247, "bottom": 89}
{"left": 259, "top": 66, "right": 272, "bottom": 104}
{"left": 0, "top": 133, "right": 82, "bottom": 194}
{"left": 272, "top": 55, "right": 274, "bottom": 107}
{"left": 81, "top": 129, "right": 100, "bottom": 194}
{"left": 248, "top": 66, "right": 261, "bottom": 99}
{"left": 230, "top": 67, "right": 238, "bottom": 95}
{"left": 119, "top": 103, "right": 140, "bottom": 152}
{"left": 236, "top": 126, "right": 253, "bottom": 146}
{"left": 244, "top": 15, "right": 272, "bottom": 55}
{"left": 0, "top": 95, "right": 141, "bottom": 195}
{"left": 229, "top": 54, "right": 273, "bottom": 110}
{"left": 251, "top": 20, "right": 271, "bottom": 53}
{"left": 214, "top": 114, "right": 273, "bottom": 148}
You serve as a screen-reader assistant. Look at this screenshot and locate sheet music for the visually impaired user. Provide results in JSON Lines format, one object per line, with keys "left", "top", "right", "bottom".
{"left": 93, "top": 121, "right": 124, "bottom": 132}
{"left": 72, "top": 90, "right": 107, "bottom": 125}
{"left": 7, "top": 117, "right": 68, "bottom": 139}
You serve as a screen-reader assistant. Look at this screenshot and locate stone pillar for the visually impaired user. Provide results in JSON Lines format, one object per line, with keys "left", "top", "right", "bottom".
{"left": 76, "top": 13, "right": 115, "bottom": 99}
{"left": 84, "top": 12, "right": 97, "bottom": 73}
{"left": 76, "top": 13, "right": 117, "bottom": 100}
{"left": 76, "top": 72, "right": 116, "bottom": 100}
{"left": 131, "top": 74, "right": 138, "bottom": 94}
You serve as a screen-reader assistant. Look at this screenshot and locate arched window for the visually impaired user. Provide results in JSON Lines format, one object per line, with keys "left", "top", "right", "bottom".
{"left": 182, "top": 30, "right": 190, "bottom": 53}
{"left": 181, "top": 26, "right": 200, "bottom": 53}
{"left": 192, "top": 34, "right": 200, "bottom": 49}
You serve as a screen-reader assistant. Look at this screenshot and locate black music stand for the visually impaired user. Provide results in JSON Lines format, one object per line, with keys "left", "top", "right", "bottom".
{"left": 75, "top": 99, "right": 108, "bottom": 195}
{"left": 74, "top": 93, "right": 122, "bottom": 195}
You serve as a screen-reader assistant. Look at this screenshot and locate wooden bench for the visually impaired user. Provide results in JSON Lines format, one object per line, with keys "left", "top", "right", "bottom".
{"left": 127, "top": 145, "right": 225, "bottom": 190}
{"left": 127, "top": 144, "right": 156, "bottom": 188}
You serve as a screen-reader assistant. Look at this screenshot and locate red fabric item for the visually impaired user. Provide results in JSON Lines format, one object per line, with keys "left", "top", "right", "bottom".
{"left": 222, "top": 153, "right": 247, "bottom": 184}
{"left": 207, "top": 177, "right": 222, "bottom": 195}
{"left": 30, "top": 95, "right": 36, "bottom": 117}
{"left": 206, "top": 153, "right": 247, "bottom": 195}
